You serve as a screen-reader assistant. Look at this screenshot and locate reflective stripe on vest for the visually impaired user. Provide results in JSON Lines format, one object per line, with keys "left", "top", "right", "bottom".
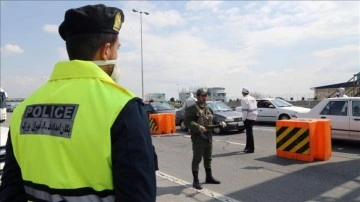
{"left": 10, "top": 60, "right": 135, "bottom": 200}
{"left": 25, "top": 185, "right": 115, "bottom": 202}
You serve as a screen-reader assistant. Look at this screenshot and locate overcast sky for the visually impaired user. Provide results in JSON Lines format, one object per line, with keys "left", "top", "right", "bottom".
{"left": 1, "top": 1, "right": 359, "bottom": 101}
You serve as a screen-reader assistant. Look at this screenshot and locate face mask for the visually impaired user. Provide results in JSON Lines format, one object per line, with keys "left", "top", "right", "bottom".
{"left": 92, "top": 60, "right": 120, "bottom": 82}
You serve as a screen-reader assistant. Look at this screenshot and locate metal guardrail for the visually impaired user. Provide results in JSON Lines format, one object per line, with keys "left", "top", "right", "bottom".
{"left": 227, "top": 100, "right": 320, "bottom": 109}
{"left": 328, "top": 72, "right": 360, "bottom": 98}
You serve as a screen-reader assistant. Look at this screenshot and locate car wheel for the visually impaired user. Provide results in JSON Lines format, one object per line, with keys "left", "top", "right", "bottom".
{"left": 238, "top": 128, "right": 245, "bottom": 133}
{"left": 279, "top": 114, "right": 290, "bottom": 120}
{"left": 180, "top": 120, "right": 187, "bottom": 131}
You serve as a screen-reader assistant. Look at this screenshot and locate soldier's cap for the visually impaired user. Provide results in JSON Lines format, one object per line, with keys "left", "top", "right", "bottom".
{"left": 196, "top": 88, "right": 208, "bottom": 96}
{"left": 242, "top": 87, "right": 250, "bottom": 94}
{"left": 59, "top": 4, "right": 124, "bottom": 41}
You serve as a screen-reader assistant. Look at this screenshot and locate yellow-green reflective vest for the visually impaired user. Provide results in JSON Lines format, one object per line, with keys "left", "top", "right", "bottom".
{"left": 10, "top": 60, "right": 135, "bottom": 201}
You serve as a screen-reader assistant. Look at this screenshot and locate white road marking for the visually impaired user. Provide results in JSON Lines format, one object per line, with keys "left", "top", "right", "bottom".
{"left": 213, "top": 139, "right": 246, "bottom": 145}
{"left": 254, "top": 127, "right": 275, "bottom": 131}
{"left": 156, "top": 171, "right": 242, "bottom": 202}
{"left": 182, "top": 134, "right": 246, "bottom": 146}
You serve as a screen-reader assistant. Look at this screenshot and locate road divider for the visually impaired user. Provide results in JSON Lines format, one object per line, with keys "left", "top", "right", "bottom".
{"left": 276, "top": 119, "right": 331, "bottom": 162}
{"left": 149, "top": 113, "right": 176, "bottom": 135}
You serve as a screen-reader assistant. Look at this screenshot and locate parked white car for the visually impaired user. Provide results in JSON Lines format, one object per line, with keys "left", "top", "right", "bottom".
{"left": 296, "top": 97, "right": 360, "bottom": 141}
{"left": 236, "top": 98, "right": 311, "bottom": 122}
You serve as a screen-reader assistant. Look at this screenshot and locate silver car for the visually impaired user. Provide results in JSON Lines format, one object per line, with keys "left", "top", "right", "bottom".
{"left": 144, "top": 101, "right": 176, "bottom": 115}
{"left": 6, "top": 103, "right": 18, "bottom": 112}
{"left": 297, "top": 97, "right": 360, "bottom": 141}
{"left": 176, "top": 101, "right": 245, "bottom": 134}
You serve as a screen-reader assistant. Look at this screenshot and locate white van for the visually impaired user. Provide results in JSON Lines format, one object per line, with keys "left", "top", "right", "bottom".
{"left": 1, "top": 126, "right": 9, "bottom": 172}
{"left": 0, "top": 88, "right": 7, "bottom": 122}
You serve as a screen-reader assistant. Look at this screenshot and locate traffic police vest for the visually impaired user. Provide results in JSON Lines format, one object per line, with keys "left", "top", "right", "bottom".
{"left": 10, "top": 60, "right": 135, "bottom": 201}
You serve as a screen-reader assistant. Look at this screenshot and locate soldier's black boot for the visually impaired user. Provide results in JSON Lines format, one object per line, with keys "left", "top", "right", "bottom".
{"left": 192, "top": 171, "right": 203, "bottom": 190}
{"left": 205, "top": 168, "right": 221, "bottom": 184}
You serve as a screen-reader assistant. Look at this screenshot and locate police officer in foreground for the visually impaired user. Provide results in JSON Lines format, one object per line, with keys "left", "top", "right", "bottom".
{"left": 0, "top": 4, "right": 156, "bottom": 201}
{"left": 184, "top": 88, "right": 225, "bottom": 190}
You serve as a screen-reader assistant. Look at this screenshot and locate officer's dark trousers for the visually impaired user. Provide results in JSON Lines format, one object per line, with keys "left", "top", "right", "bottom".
{"left": 244, "top": 119, "right": 255, "bottom": 151}
{"left": 191, "top": 135, "right": 212, "bottom": 171}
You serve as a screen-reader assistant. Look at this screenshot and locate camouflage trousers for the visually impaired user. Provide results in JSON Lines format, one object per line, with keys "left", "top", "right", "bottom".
{"left": 191, "top": 133, "right": 213, "bottom": 171}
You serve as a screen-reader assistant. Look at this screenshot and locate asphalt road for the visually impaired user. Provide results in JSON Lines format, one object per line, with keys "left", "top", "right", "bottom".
{"left": 154, "top": 125, "right": 360, "bottom": 202}
{"left": 1, "top": 113, "right": 360, "bottom": 202}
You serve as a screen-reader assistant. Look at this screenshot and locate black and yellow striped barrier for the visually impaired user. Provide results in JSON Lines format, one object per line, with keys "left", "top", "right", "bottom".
{"left": 148, "top": 113, "right": 176, "bottom": 135}
{"left": 276, "top": 126, "right": 310, "bottom": 155}
{"left": 149, "top": 117, "right": 158, "bottom": 132}
{"left": 276, "top": 119, "right": 331, "bottom": 162}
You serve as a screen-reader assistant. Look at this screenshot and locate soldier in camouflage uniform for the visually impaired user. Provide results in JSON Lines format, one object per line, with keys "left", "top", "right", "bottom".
{"left": 184, "top": 88, "right": 225, "bottom": 190}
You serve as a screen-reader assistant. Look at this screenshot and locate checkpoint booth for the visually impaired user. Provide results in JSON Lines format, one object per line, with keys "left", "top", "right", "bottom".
{"left": 148, "top": 113, "right": 176, "bottom": 135}
{"left": 276, "top": 118, "right": 332, "bottom": 162}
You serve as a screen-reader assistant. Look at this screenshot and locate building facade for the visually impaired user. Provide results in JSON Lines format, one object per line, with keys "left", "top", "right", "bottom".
{"left": 208, "top": 87, "right": 227, "bottom": 102}
{"left": 312, "top": 73, "right": 360, "bottom": 100}
{"left": 145, "top": 93, "right": 166, "bottom": 102}
{"left": 178, "top": 87, "right": 227, "bottom": 102}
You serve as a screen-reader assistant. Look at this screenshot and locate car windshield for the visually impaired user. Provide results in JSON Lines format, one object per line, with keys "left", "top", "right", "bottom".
{"left": 208, "top": 102, "right": 232, "bottom": 112}
{"left": 272, "top": 98, "right": 292, "bottom": 107}
{"left": 151, "top": 102, "right": 174, "bottom": 111}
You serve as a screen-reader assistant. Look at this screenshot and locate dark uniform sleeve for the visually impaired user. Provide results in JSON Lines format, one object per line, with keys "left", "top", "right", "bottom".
{"left": 184, "top": 106, "right": 201, "bottom": 133}
{"left": 0, "top": 131, "right": 27, "bottom": 202}
{"left": 153, "top": 145, "right": 159, "bottom": 171}
{"left": 111, "top": 97, "right": 157, "bottom": 202}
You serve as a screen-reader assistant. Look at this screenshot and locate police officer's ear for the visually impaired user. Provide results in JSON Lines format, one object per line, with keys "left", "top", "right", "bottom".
{"left": 100, "top": 43, "right": 112, "bottom": 60}
{"left": 94, "top": 42, "right": 112, "bottom": 61}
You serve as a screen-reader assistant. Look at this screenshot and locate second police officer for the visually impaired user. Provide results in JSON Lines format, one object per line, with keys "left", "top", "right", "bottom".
{"left": 241, "top": 87, "right": 258, "bottom": 153}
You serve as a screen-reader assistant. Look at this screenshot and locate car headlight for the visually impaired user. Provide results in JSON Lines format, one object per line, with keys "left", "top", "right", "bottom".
{"left": 225, "top": 117, "right": 234, "bottom": 122}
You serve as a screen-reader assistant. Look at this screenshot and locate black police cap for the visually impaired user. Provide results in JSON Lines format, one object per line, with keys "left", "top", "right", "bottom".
{"left": 59, "top": 4, "right": 124, "bottom": 41}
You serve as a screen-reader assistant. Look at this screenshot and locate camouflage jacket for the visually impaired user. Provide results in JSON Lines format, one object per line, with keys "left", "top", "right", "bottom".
{"left": 184, "top": 102, "right": 217, "bottom": 134}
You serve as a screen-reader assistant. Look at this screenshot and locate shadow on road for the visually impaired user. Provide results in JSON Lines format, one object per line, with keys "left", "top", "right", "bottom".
{"left": 212, "top": 151, "right": 244, "bottom": 158}
{"left": 332, "top": 139, "right": 360, "bottom": 155}
{"left": 206, "top": 158, "right": 360, "bottom": 202}
{"left": 157, "top": 184, "right": 189, "bottom": 197}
